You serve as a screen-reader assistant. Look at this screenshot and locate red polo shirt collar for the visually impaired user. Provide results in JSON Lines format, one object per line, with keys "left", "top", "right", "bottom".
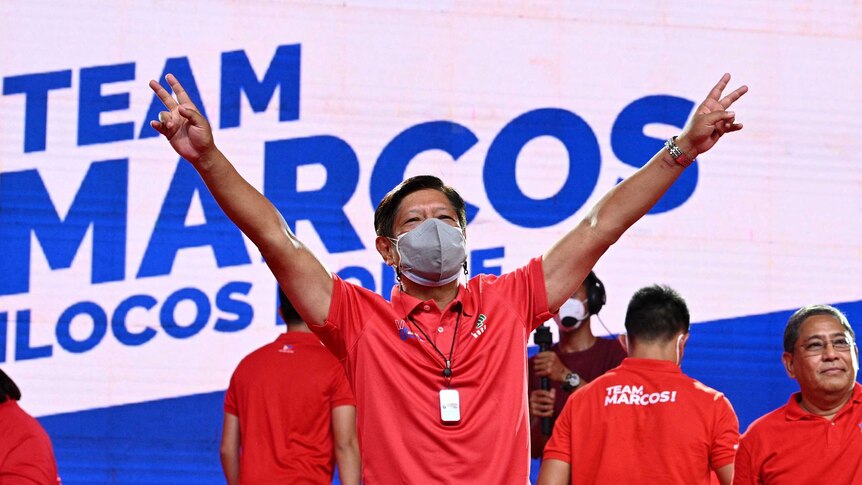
{"left": 619, "top": 358, "right": 683, "bottom": 374}
{"left": 784, "top": 382, "right": 862, "bottom": 421}
{"left": 390, "top": 283, "right": 476, "bottom": 318}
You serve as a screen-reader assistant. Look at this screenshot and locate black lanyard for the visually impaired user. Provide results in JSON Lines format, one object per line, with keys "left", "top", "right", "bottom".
{"left": 406, "top": 306, "right": 462, "bottom": 380}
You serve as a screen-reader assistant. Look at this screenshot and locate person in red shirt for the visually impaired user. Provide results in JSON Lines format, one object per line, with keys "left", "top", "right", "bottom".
{"left": 528, "top": 271, "right": 627, "bottom": 457}
{"left": 538, "top": 285, "right": 739, "bottom": 485}
{"left": 0, "top": 369, "right": 61, "bottom": 484}
{"left": 733, "top": 304, "right": 862, "bottom": 485}
{"left": 219, "top": 289, "right": 359, "bottom": 485}
{"left": 148, "top": 72, "right": 746, "bottom": 482}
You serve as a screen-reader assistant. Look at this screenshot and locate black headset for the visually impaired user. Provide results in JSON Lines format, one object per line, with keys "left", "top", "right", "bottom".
{"left": 584, "top": 271, "right": 606, "bottom": 316}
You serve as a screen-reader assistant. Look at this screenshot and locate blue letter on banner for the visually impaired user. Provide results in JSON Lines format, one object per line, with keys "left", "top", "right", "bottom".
{"left": 264, "top": 136, "right": 363, "bottom": 253}
{"left": 0, "top": 160, "right": 128, "bottom": 296}
{"left": 220, "top": 44, "right": 301, "bottom": 129}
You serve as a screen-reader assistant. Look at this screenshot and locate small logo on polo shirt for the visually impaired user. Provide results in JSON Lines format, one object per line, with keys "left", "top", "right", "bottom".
{"left": 471, "top": 314, "right": 488, "bottom": 339}
{"left": 395, "top": 319, "right": 423, "bottom": 342}
{"left": 278, "top": 344, "right": 294, "bottom": 354}
{"left": 858, "top": 422, "right": 862, "bottom": 433}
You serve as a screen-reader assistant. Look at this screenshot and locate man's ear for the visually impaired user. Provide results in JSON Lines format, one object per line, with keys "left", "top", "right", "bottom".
{"left": 782, "top": 352, "right": 796, "bottom": 379}
{"left": 375, "top": 235, "right": 397, "bottom": 266}
{"left": 676, "top": 332, "right": 690, "bottom": 362}
{"left": 618, "top": 334, "right": 629, "bottom": 355}
{"left": 853, "top": 343, "right": 860, "bottom": 372}
{"left": 679, "top": 332, "right": 690, "bottom": 351}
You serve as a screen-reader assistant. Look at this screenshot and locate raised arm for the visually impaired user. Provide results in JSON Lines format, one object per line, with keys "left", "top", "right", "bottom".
{"left": 543, "top": 73, "right": 747, "bottom": 310}
{"left": 149, "top": 74, "right": 332, "bottom": 325}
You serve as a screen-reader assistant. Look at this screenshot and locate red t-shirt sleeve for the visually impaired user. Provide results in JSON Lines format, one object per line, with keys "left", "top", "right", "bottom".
{"left": 330, "top": 364, "right": 356, "bottom": 408}
{"left": 488, "top": 257, "right": 553, "bottom": 332}
{"left": 224, "top": 368, "right": 239, "bottom": 416}
{"left": 311, "top": 274, "right": 368, "bottom": 360}
{"left": 710, "top": 394, "right": 740, "bottom": 470}
{"left": 542, "top": 392, "right": 574, "bottom": 464}
{"left": 731, "top": 433, "right": 759, "bottom": 485}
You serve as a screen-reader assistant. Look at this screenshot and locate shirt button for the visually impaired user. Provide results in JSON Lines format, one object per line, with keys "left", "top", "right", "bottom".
{"left": 437, "top": 327, "right": 444, "bottom": 333}
{"left": 423, "top": 304, "right": 431, "bottom": 311}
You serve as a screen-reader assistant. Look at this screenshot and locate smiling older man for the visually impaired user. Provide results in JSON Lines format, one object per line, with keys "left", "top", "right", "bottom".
{"left": 733, "top": 304, "right": 862, "bottom": 484}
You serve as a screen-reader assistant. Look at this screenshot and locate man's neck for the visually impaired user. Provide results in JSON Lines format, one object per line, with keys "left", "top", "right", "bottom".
{"left": 402, "top": 278, "right": 460, "bottom": 310}
{"left": 799, "top": 387, "right": 855, "bottom": 421}
{"left": 628, "top": 341, "right": 677, "bottom": 363}
{"left": 286, "top": 322, "right": 312, "bottom": 333}
{"left": 559, "top": 322, "right": 597, "bottom": 353}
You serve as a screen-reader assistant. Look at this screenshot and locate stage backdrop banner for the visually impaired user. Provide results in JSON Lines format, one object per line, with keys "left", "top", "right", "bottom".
{"left": 1, "top": 1, "right": 861, "bottom": 482}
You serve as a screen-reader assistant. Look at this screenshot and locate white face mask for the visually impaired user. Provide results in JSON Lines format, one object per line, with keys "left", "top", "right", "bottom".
{"left": 675, "top": 334, "right": 684, "bottom": 366}
{"left": 559, "top": 298, "right": 588, "bottom": 329}
{"left": 391, "top": 218, "right": 467, "bottom": 287}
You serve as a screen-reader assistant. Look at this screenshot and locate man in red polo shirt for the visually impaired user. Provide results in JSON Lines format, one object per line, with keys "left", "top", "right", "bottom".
{"left": 220, "top": 290, "right": 359, "bottom": 485}
{"left": 733, "top": 304, "right": 862, "bottom": 485}
{"left": 0, "top": 369, "right": 62, "bottom": 484}
{"left": 148, "top": 72, "right": 747, "bottom": 482}
{"left": 538, "top": 285, "right": 739, "bottom": 485}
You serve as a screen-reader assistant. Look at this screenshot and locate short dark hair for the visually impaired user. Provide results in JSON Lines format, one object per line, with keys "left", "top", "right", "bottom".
{"left": 783, "top": 304, "right": 854, "bottom": 353}
{"left": 0, "top": 368, "right": 22, "bottom": 403}
{"left": 624, "top": 285, "right": 690, "bottom": 343}
{"left": 373, "top": 175, "right": 467, "bottom": 237}
{"left": 278, "top": 287, "right": 303, "bottom": 325}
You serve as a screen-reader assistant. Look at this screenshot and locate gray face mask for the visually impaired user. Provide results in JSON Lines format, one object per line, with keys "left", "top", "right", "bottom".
{"left": 391, "top": 218, "right": 467, "bottom": 287}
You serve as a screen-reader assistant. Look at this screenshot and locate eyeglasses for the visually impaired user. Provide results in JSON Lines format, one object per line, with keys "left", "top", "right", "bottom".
{"left": 800, "top": 337, "right": 854, "bottom": 356}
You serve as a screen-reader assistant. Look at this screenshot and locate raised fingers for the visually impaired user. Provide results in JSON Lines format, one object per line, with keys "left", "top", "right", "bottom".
{"left": 148, "top": 79, "right": 177, "bottom": 110}
{"left": 706, "top": 73, "right": 731, "bottom": 102}
{"left": 719, "top": 84, "right": 749, "bottom": 109}
{"left": 166, "top": 73, "right": 196, "bottom": 108}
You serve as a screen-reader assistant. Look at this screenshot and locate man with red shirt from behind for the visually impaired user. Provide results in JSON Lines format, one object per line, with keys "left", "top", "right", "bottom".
{"left": 538, "top": 285, "right": 739, "bottom": 485}
{"left": 733, "top": 304, "right": 862, "bottom": 485}
{"left": 220, "top": 289, "right": 359, "bottom": 485}
{"left": 0, "top": 369, "right": 61, "bottom": 484}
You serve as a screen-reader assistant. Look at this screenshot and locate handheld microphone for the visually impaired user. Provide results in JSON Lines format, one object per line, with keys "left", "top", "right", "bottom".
{"left": 533, "top": 325, "right": 554, "bottom": 436}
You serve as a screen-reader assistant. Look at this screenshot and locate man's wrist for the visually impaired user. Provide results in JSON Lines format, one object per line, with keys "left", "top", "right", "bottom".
{"left": 196, "top": 146, "right": 222, "bottom": 171}
{"left": 665, "top": 135, "right": 697, "bottom": 167}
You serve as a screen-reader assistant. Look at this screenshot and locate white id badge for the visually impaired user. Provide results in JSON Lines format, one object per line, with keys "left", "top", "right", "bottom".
{"left": 439, "top": 389, "right": 461, "bottom": 422}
